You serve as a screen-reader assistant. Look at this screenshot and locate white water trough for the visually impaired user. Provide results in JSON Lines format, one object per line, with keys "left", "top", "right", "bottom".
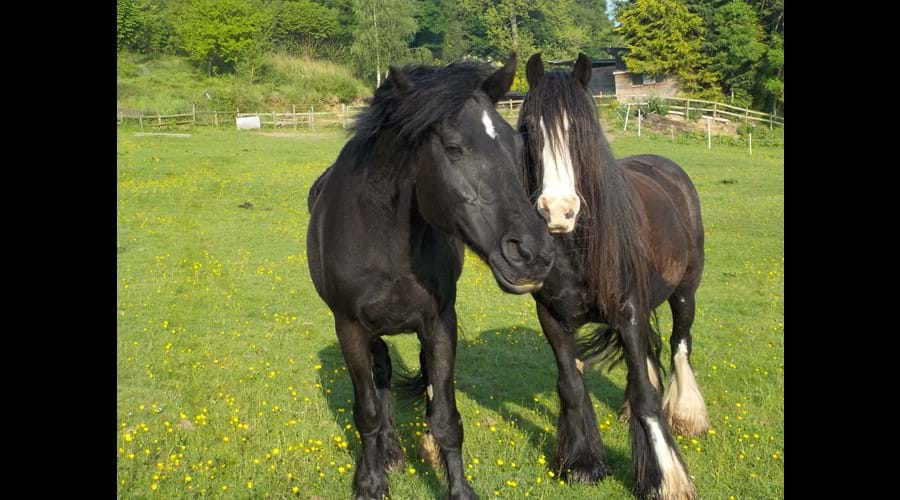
{"left": 236, "top": 115, "right": 261, "bottom": 130}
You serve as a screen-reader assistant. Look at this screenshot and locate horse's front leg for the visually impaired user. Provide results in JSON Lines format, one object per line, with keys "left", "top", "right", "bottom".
{"left": 335, "top": 315, "right": 388, "bottom": 500}
{"left": 619, "top": 300, "right": 696, "bottom": 500}
{"left": 536, "top": 301, "right": 608, "bottom": 483}
{"left": 418, "top": 308, "right": 478, "bottom": 500}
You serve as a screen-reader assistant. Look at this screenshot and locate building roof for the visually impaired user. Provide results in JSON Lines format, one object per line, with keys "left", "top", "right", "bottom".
{"left": 547, "top": 47, "right": 628, "bottom": 71}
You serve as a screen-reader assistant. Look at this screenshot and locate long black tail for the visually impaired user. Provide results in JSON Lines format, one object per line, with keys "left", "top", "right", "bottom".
{"left": 393, "top": 349, "right": 428, "bottom": 409}
{"left": 307, "top": 164, "right": 334, "bottom": 213}
{"left": 575, "top": 311, "right": 664, "bottom": 377}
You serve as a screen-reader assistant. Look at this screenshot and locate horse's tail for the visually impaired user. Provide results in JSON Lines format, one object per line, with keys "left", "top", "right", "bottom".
{"left": 393, "top": 348, "right": 429, "bottom": 408}
{"left": 576, "top": 311, "right": 664, "bottom": 378}
{"left": 307, "top": 164, "right": 334, "bottom": 213}
{"left": 575, "top": 324, "right": 622, "bottom": 370}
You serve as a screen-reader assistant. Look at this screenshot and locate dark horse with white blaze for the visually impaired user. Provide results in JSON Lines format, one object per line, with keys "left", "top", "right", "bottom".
{"left": 306, "top": 55, "right": 555, "bottom": 500}
{"left": 516, "top": 53, "right": 711, "bottom": 500}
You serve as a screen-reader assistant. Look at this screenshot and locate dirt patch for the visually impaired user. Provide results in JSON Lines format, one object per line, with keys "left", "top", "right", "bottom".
{"left": 642, "top": 113, "right": 740, "bottom": 137}
{"left": 238, "top": 202, "right": 253, "bottom": 209}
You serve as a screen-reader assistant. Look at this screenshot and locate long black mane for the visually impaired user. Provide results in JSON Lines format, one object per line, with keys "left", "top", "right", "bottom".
{"left": 343, "top": 62, "right": 495, "bottom": 177}
{"left": 517, "top": 70, "right": 651, "bottom": 329}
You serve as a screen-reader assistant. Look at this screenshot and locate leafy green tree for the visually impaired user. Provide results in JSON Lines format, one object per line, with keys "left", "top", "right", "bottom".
{"left": 571, "top": 0, "right": 618, "bottom": 56}
{"left": 117, "top": 0, "right": 139, "bottom": 51}
{"left": 350, "top": 0, "right": 418, "bottom": 86}
{"left": 175, "top": 0, "right": 271, "bottom": 75}
{"left": 761, "top": 32, "right": 783, "bottom": 114}
{"left": 270, "top": 0, "right": 341, "bottom": 52}
{"left": 616, "top": 0, "right": 719, "bottom": 98}
{"left": 703, "top": 0, "right": 766, "bottom": 107}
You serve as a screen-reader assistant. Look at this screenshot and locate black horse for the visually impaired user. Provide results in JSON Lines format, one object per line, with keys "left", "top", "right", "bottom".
{"left": 515, "top": 53, "right": 711, "bottom": 500}
{"left": 306, "top": 55, "right": 554, "bottom": 500}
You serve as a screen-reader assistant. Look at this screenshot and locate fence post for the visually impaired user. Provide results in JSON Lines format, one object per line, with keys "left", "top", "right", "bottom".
{"left": 623, "top": 103, "right": 631, "bottom": 131}
{"left": 713, "top": 102, "right": 717, "bottom": 120}
{"left": 214, "top": 111, "right": 218, "bottom": 128}
{"left": 192, "top": 104, "right": 196, "bottom": 125}
{"left": 637, "top": 107, "right": 642, "bottom": 137}
{"left": 139, "top": 116, "right": 144, "bottom": 132}
{"left": 342, "top": 104, "right": 347, "bottom": 129}
{"left": 293, "top": 105, "right": 297, "bottom": 130}
{"left": 670, "top": 125, "right": 674, "bottom": 142}
{"left": 310, "top": 107, "right": 314, "bottom": 130}
{"left": 745, "top": 107, "right": 749, "bottom": 125}
{"left": 769, "top": 113, "right": 773, "bottom": 130}
{"left": 686, "top": 99, "right": 691, "bottom": 120}
{"left": 706, "top": 117, "right": 712, "bottom": 149}
{"left": 158, "top": 113, "right": 161, "bottom": 126}
{"left": 749, "top": 133, "right": 752, "bottom": 156}
{"left": 272, "top": 111, "right": 276, "bottom": 129}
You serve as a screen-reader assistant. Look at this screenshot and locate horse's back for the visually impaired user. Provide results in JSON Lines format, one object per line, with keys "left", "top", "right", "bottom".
{"left": 619, "top": 154, "right": 704, "bottom": 292}
{"left": 619, "top": 154, "right": 702, "bottom": 236}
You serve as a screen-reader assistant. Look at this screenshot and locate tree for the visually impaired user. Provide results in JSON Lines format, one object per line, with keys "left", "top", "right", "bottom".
{"left": 703, "top": 0, "right": 766, "bottom": 107}
{"left": 350, "top": 0, "right": 418, "bottom": 86}
{"left": 175, "top": 0, "right": 270, "bottom": 75}
{"left": 270, "top": 0, "right": 341, "bottom": 53}
{"left": 117, "top": 0, "right": 139, "bottom": 51}
{"left": 616, "top": 0, "right": 719, "bottom": 98}
{"left": 761, "top": 32, "right": 783, "bottom": 114}
{"left": 570, "top": 0, "right": 619, "bottom": 56}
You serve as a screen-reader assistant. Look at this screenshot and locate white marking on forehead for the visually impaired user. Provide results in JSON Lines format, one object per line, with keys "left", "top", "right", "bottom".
{"left": 538, "top": 114, "right": 576, "bottom": 198}
{"left": 481, "top": 110, "right": 497, "bottom": 139}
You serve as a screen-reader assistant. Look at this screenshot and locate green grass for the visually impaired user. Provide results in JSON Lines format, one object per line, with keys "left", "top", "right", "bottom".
{"left": 117, "top": 125, "right": 783, "bottom": 498}
{"left": 117, "top": 52, "right": 371, "bottom": 115}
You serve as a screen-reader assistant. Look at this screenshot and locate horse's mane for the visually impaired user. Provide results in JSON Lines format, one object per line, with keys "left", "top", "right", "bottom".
{"left": 344, "top": 61, "right": 495, "bottom": 177}
{"left": 517, "top": 70, "right": 651, "bottom": 329}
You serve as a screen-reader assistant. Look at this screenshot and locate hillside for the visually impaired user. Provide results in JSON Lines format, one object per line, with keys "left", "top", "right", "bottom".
{"left": 117, "top": 52, "right": 372, "bottom": 115}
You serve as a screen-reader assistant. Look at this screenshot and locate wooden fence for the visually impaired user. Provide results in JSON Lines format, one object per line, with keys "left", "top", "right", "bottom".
{"left": 117, "top": 95, "right": 783, "bottom": 131}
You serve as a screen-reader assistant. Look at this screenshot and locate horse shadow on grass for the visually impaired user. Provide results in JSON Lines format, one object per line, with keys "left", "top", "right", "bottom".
{"left": 316, "top": 325, "right": 635, "bottom": 496}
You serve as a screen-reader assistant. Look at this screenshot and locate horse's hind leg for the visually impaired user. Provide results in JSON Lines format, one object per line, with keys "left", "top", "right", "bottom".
{"left": 620, "top": 301, "right": 696, "bottom": 500}
{"left": 371, "top": 337, "right": 404, "bottom": 472}
{"left": 335, "top": 316, "right": 388, "bottom": 500}
{"left": 536, "top": 302, "right": 607, "bottom": 484}
{"left": 662, "top": 286, "right": 710, "bottom": 437}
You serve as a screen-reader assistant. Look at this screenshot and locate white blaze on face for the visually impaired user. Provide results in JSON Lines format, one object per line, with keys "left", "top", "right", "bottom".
{"left": 482, "top": 110, "right": 497, "bottom": 139}
{"left": 538, "top": 112, "right": 580, "bottom": 233}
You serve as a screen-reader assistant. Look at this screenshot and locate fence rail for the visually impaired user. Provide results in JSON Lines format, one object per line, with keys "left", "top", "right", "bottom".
{"left": 117, "top": 95, "right": 783, "bottom": 132}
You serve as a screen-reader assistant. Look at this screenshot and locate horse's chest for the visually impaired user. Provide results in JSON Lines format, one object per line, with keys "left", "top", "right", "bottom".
{"left": 536, "top": 261, "right": 597, "bottom": 329}
{"left": 357, "top": 275, "right": 439, "bottom": 335}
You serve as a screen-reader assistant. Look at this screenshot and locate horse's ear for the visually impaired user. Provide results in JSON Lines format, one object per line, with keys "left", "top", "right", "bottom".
{"left": 526, "top": 53, "right": 544, "bottom": 89}
{"left": 573, "top": 53, "right": 592, "bottom": 89}
{"left": 482, "top": 52, "right": 517, "bottom": 102}
{"left": 387, "top": 66, "right": 412, "bottom": 94}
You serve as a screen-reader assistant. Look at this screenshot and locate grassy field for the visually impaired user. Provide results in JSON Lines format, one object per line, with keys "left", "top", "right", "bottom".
{"left": 117, "top": 125, "right": 783, "bottom": 498}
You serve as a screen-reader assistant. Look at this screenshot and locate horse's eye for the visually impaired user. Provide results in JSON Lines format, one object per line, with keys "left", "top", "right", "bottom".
{"left": 445, "top": 144, "right": 464, "bottom": 159}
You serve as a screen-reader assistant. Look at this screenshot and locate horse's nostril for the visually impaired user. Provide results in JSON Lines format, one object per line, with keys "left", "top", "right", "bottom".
{"left": 565, "top": 209, "right": 575, "bottom": 219}
{"left": 503, "top": 237, "right": 533, "bottom": 264}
